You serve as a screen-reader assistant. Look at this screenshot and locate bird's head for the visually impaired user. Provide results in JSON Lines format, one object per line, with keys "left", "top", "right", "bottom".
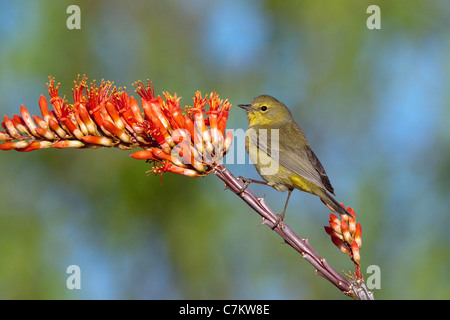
{"left": 238, "top": 95, "right": 293, "bottom": 127}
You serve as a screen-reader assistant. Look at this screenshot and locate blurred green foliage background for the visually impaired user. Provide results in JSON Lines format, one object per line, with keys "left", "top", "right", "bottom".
{"left": 0, "top": 0, "right": 449, "bottom": 299}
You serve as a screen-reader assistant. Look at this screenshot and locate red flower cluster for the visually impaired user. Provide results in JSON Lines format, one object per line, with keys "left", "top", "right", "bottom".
{"left": 0, "top": 75, "right": 233, "bottom": 177}
{"left": 324, "top": 205, "right": 362, "bottom": 278}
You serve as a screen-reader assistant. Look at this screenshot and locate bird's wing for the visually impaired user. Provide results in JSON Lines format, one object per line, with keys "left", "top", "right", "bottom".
{"left": 250, "top": 125, "right": 335, "bottom": 194}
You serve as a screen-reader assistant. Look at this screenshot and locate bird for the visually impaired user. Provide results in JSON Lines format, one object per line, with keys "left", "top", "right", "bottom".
{"left": 238, "top": 95, "right": 351, "bottom": 226}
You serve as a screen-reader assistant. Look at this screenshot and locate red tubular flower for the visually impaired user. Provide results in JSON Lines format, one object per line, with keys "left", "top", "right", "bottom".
{"left": 0, "top": 75, "right": 233, "bottom": 179}
{"left": 324, "top": 204, "right": 363, "bottom": 278}
{"left": 162, "top": 92, "right": 184, "bottom": 130}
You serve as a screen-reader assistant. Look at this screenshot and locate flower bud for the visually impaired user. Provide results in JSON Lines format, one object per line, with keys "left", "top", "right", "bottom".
{"left": 81, "top": 135, "right": 114, "bottom": 147}
{"left": 0, "top": 132, "right": 11, "bottom": 141}
{"left": 53, "top": 140, "right": 85, "bottom": 149}
{"left": 0, "top": 141, "right": 29, "bottom": 150}
{"left": 20, "top": 105, "right": 38, "bottom": 137}
{"left": 354, "top": 223, "right": 362, "bottom": 248}
{"left": 39, "top": 95, "right": 51, "bottom": 123}
{"left": 3, "top": 116, "right": 21, "bottom": 139}
{"left": 341, "top": 219, "right": 352, "bottom": 244}
{"left": 18, "top": 141, "right": 53, "bottom": 152}
{"left": 130, "top": 149, "right": 155, "bottom": 160}
{"left": 351, "top": 240, "right": 360, "bottom": 265}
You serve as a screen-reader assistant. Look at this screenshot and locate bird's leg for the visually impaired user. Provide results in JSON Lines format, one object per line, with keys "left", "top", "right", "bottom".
{"left": 237, "top": 176, "right": 268, "bottom": 196}
{"left": 273, "top": 189, "right": 293, "bottom": 229}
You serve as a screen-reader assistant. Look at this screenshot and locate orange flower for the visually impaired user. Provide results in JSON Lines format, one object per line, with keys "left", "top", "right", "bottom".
{"left": 324, "top": 204, "right": 363, "bottom": 278}
{"left": 0, "top": 75, "right": 233, "bottom": 178}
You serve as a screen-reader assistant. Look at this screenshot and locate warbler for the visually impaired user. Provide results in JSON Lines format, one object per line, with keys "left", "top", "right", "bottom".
{"left": 238, "top": 95, "right": 350, "bottom": 223}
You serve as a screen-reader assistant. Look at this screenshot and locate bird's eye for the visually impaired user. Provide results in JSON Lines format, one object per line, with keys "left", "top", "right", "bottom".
{"left": 261, "top": 105, "right": 268, "bottom": 111}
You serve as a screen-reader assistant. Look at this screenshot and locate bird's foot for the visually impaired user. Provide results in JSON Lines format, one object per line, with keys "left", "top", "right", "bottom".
{"left": 271, "top": 212, "right": 285, "bottom": 230}
{"left": 237, "top": 176, "right": 268, "bottom": 196}
{"left": 237, "top": 176, "right": 251, "bottom": 196}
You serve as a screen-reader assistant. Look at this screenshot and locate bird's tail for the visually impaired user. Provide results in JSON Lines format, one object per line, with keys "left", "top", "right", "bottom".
{"left": 320, "top": 191, "right": 352, "bottom": 217}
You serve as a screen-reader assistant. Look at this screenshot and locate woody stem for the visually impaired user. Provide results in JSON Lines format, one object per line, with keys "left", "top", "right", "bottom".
{"left": 213, "top": 163, "right": 374, "bottom": 300}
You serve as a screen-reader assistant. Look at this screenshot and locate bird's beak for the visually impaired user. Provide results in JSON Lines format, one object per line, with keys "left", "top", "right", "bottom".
{"left": 238, "top": 104, "right": 255, "bottom": 112}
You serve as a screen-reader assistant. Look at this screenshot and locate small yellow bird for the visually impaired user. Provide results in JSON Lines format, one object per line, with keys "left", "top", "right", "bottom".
{"left": 238, "top": 95, "right": 350, "bottom": 224}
